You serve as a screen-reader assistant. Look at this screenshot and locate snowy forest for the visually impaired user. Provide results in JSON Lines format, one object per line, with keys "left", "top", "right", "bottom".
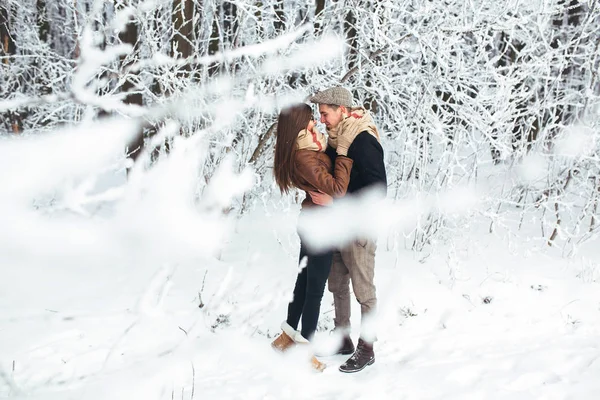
{"left": 2, "top": 0, "right": 600, "bottom": 399}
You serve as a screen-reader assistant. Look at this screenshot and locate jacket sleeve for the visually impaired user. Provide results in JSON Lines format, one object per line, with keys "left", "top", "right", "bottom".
{"left": 325, "top": 145, "right": 337, "bottom": 162}
{"left": 348, "top": 133, "right": 387, "bottom": 195}
{"left": 295, "top": 152, "right": 353, "bottom": 198}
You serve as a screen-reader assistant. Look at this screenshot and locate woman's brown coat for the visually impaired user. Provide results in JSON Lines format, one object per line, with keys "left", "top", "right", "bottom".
{"left": 292, "top": 150, "right": 353, "bottom": 208}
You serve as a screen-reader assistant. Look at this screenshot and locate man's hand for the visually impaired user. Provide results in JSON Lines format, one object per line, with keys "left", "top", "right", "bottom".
{"left": 309, "top": 191, "right": 333, "bottom": 206}
{"left": 336, "top": 133, "right": 352, "bottom": 156}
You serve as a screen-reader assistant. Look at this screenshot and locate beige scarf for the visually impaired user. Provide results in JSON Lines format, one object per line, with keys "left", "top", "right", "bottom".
{"left": 296, "top": 126, "right": 327, "bottom": 152}
{"left": 327, "top": 107, "right": 381, "bottom": 149}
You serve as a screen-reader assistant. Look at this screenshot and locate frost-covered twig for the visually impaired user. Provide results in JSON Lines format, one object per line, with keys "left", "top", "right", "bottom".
{"left": 0, "top": 367, "right": 21, "bottom": 396}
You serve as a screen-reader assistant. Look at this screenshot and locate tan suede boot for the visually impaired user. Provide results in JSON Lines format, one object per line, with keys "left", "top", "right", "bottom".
{"left": 273, "top": 322, "right": 326, "bottom": 372}
{"left": 292, "top": 330, "right": 326, "bottom": 372}
{"left": 271, "top": 331, "right": 295, "bottom": 352}
{"left": 310, "top": 355, "right": 326, "bottom": 372}
{"left": 271, "top": 322, "right": 300, "bottom": 352}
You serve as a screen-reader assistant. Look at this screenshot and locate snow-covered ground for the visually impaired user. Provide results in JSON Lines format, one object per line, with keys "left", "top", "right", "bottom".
{"left": 2, "top": 199, "right": 600, "bottom": 399}
{"left": 1, "top": 118, "right": 600, "bottom": 399}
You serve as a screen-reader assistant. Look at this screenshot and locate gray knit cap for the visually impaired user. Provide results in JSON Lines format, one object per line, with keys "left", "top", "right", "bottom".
{"left": 308, "top": 86, "right": 354, "bottom": 108}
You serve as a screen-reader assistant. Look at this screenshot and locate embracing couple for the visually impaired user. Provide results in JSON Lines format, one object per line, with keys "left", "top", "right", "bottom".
{"left": 270, "top": 87, "right": 387, "bottom": 373}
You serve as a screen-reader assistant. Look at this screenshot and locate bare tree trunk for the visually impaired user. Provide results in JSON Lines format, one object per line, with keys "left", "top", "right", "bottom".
{"left": 35, "top": 0, "right": 52, "bottom": 104}
{"left": 273, "top": 1, "right": 285, "bottom": 34}
{"left": 248, "top": 122, "right": 277, "bottom": 166}
{"left": 489, "top": 31, "right": 536, "bottom": 162}
{"left": 36, "top": 0, "right": 49, "bottom": 44}
{"left": 590, "top": 177, "right": 600, "bottom": 232}
{"left": 0, "top": 4, "right": 20, "bottom": 133}
{"left": 314, "top": 0, "right": 325, "bottom": 35}
{"left": 118, "top": 23, "right": 141, "bottom": 105}
{"left": 549, "top": 0, "right": 586, "bottom": 132}
{"left": 116, "top": 4, "right": 144, "bottom": 166}
{"left": 0, "top": 5, "right": 11, "bottom": 58}
{"left": 274, "top": 0, "right": 301, "bottom": 89}
{"left": 207, "top": 3, "right": 220, "bottom": 75}
{"left": 171, "top": 0, "right": 194, "bottom": 62}
{"left": 207, "top": 1, "right": 238, "bottom": 73}
{"left": 344, "top": 6, "right": 358, "bottom": 75}
{"left": 548, "top": 202, "right": 561, "bottom": 246}
{"left": 221, "top": 1, "right": 238, "bottom": 54}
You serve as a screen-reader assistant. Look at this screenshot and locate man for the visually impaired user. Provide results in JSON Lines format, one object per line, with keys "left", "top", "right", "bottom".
{"left": 308, "top": 86, "right": 387, "bottom": 373}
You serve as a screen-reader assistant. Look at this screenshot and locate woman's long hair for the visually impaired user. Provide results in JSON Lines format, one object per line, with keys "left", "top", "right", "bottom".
{"left": 273, "top": 103, "right": 312, "bottom": 194}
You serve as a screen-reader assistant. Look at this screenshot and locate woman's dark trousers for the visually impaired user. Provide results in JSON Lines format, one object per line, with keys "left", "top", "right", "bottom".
{"left": 286, "top": 240, "right": 333, "bottom": 341}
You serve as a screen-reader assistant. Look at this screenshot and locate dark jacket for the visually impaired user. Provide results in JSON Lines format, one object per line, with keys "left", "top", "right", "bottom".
{"left": 325, "top": 131, "right": 387, "bottom": 195}
{"left": 292, "top": 150, "right": 354, "bottom": 208}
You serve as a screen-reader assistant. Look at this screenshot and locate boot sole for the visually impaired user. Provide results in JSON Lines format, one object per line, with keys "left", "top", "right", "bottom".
{"left": 338, "top": 358, "right": 375, "bottom": 373}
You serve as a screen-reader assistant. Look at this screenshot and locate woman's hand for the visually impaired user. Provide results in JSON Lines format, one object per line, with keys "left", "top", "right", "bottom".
{"left": 309, "top": 191, "right": 334, "bottom": 206}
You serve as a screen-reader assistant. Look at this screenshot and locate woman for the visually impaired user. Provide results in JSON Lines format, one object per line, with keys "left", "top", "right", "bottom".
{"left": 271, "top": 103, "right": 353, "bottom": 371}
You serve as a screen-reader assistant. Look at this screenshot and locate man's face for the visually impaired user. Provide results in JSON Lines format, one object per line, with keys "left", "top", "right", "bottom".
{"left": 318, "top": 104, "right": 345, "bottom": 130}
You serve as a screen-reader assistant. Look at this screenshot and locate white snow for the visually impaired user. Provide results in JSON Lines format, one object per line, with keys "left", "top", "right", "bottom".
{"left": 554, "top": 125, "right": 598, "bottom": 160}
{"left": 515, "top": 153, "right": 549, "bottom": 188}
{"left": 2, "top": 145, "right": 600, "bottom": 398}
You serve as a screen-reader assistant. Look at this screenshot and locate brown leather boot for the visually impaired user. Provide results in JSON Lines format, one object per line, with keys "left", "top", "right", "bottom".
{"left": 336, "top": 335, "right": 355, "bottom": 355}
{"left": 271, "top": 331, "right": 295, "bottom": 352}
{"left": 338, "top": 338, "right": 374, "bottom": 373}
{"left": 316, "top": 333, "right": 355, "bottom": 357}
